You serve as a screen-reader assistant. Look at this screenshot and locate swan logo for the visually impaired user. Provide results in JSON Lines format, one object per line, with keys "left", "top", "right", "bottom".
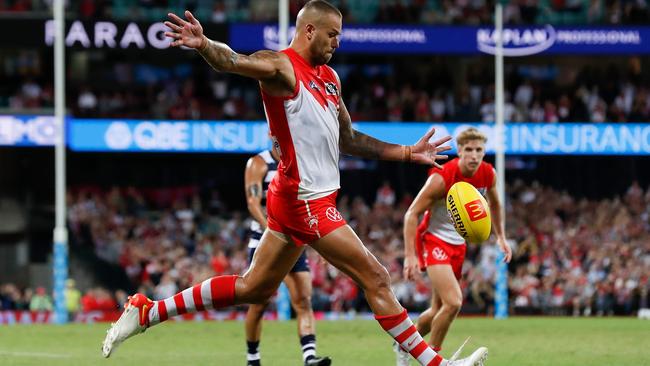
{"left": 477, "top": 25, "right": 556, "bottom": 57}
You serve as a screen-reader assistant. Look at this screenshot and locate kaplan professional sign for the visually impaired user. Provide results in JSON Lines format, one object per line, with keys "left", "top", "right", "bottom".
{"left": 4, "top": 116, "right": 650, "bottom": 155}
{"left": 230, "top": 24, "right": 650, "bottom": 55}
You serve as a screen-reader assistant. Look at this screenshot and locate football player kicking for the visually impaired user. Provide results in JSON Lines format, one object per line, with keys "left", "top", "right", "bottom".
{"left": 103, "top": 2, "right": 488, "bottom": 365}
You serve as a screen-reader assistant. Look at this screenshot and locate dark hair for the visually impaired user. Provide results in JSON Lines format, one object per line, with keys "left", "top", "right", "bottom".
{"left": 302, "top": 0, "right": 342, "bottom": 17}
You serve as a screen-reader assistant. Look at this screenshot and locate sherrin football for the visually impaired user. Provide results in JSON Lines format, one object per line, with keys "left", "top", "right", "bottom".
{"left": 446, "top": 181, "right": 491, "bottom": 244}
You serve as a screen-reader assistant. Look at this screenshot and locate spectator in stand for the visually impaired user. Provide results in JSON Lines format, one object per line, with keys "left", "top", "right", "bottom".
{"left": 65, "top": 279, "right": 82, "bottom": 320}
{"left": 29, "top": 287, "right": 53, "bottom": 312}
{"left": 63, "top": 179, "right": 650, "bottom": 317}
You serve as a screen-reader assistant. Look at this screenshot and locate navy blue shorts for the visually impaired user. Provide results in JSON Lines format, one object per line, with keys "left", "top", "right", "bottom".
{"left": 248, "top": 246, "right": 309, "bottom": 273}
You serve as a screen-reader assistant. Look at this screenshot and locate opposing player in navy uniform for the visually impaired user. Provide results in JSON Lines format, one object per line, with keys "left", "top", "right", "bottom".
{"left": 244, "top": 149, "right": 330, "bottom": 366}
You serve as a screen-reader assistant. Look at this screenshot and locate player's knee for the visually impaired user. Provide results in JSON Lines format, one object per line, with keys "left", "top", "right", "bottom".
{"left": 291, "top": 294, "right": 312, "bottom": 313}
{"left": 364, "top": 263, "right": 391, "bottom": 292}
{"left": 443, "top": 296, "right": 463, "bottom": 314}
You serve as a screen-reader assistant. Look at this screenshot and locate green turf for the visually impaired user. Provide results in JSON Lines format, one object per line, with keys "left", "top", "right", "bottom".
{"left": 0, "top": 317, "right": 648, "bottom": 365}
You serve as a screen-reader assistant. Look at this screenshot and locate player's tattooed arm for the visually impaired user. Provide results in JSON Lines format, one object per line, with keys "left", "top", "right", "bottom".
{"left": 339, "top": 99, "right": 451, "bottom": 166}
{"left": 199, "top": 45, "right": 288, "bottom": 82}
{"left": 197, "top": 40, "right": 240, "bottom": 72}
{"left": 165, "top": 11, "right": 291, "bottom": 85}
{"left": 246, "top": 183, "right": 262, "bottom": 199}
{"left": 338, "top": 99, "right": 402, "bottom": 160}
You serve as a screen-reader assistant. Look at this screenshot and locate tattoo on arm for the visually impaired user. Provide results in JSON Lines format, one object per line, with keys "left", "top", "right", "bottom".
{"left": 247, "top": 184, "right": 262, "bottom": 198}
{"left": 198, "top": 40, "right": 239, "bottom": 72}
{"left": 339, "top": 103, "right": 393, "bottom": 159}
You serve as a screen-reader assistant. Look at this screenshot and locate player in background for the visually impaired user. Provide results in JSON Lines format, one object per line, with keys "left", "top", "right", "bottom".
{"left": 244, "top": 149, "right": 330, "bottom": 366}
{"left": 395, "top": 128, "right": 512, "bottom": 366}
{"left": 103, "top": 2, "right": 488, "bottom": 365}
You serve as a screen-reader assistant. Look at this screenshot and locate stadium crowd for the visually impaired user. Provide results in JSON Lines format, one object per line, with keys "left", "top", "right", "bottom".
{"left": 4, "top": 180, "right": 647, "bottom": 317}
{"left": 2, "top": 0, "right": 649, "bottom": 25}
{"left": 4, "top": 60, "right": 650, "bottom": 124}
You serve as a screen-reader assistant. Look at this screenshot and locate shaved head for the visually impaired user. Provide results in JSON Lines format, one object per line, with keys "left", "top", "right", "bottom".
{"left": 296, "top": 0, "right": 342, "bottom": 28}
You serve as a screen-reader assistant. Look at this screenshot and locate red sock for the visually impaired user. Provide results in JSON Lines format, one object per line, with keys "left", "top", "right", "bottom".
{"left": 376, "top": 310, "right": 445, "bottom": 366}
{"left": 151, "top": 275, "right": 237, "bottom": 324}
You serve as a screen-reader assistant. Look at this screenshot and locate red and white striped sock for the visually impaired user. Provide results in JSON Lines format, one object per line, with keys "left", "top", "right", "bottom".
{"left": 148, "top": 275, "right": 237, "bottom": 325}
{"left": 376, "top": 310, "right": 446, "bottom": 366}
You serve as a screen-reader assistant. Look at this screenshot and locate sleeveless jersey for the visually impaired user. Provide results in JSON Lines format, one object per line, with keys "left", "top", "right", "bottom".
{"left": 427, "top": 158, "right": 495, "bottom": 245}
{"left": 261, "top": 48, "right": 341, "bottom": 201}
{"left": 248, "top": 150, "right": 278, "bottom": 247}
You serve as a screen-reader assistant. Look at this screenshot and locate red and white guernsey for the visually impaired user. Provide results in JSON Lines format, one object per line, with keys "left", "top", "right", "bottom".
{"left": 427, "top": 158, "right": 495, "bottom": 244}
{"left": 262, "top": 48, "right": 341, "bottom": 201}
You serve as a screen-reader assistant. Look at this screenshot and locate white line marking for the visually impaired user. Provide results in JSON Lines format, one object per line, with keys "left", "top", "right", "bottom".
{"left": 0, "top": 350, "right": 71, "bottom": 358}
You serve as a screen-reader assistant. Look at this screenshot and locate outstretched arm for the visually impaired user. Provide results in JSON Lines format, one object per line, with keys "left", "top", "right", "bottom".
{"left": 338, "top": 99, "right": 452, "bottom": 166}
{"left": 165, "top": 11, "right": 292, "bottom": 86}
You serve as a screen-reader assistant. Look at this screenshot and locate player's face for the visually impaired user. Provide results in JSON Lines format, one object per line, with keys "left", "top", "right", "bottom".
{"left": 309, "top": 14, "right": 341, "bottom": 65}
{"left": 458, "top": 140, "right": 486, "bottom": 174}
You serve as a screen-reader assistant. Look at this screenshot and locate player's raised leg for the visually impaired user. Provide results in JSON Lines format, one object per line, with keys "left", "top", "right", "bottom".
{"left": 284, "top": 270, "right": 331, "bottom": 366}
{"left": 310, "top": 225, "right": 486, "bottom": 366}
{"left": 102, "top": 229, "right": 303, "bottom": 357}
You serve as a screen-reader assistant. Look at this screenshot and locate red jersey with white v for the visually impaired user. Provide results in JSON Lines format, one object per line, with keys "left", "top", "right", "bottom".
{"left": 261, "top": 48, "right": 341, "bottom": 201}
{"left": 426, "top": 158, "right": 495, "bottom": 245}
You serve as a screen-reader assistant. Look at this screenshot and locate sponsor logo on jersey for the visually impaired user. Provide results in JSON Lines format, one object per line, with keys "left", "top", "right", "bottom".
{"left": 325, "top": 207, "right": 343, "bottom": 222}
{"left": 325, "top": 82, "right": 338, "bottom": 96}
{"left": 465, "top": 199, "right": 488, "bottom": 221}
{"left": 447, "top": 195, "right": 468, "bottom": 239}
{"left": 432, "top": 247, "right": 449, "bottom": 261}
{"left": 309, "top": 80, "right": 320, "bottom": 91}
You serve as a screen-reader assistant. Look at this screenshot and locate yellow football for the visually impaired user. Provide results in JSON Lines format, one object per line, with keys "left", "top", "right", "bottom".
{"left": 446, "top": 181, "right": 492, "bottom": 244}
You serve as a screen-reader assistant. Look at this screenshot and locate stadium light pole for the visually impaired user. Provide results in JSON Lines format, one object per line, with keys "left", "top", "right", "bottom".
{"left": 53, "top": 0, "right": 69, "bottom": 325}
{"left": 494, "top": 3, "right": 509, "bottom": 319}
{"left": 274, "top": 0, "right": 292, "bottom": 322}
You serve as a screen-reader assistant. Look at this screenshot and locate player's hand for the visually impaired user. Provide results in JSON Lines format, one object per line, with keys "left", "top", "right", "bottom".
{"left": 497, "top": 237, "right": 512, "bottom": 263}
{"left": 403, "top": 255, "right": 420, "bottom": 281}
{"left": 409, "top": 127, "right": 452, "bottom": 168}
{"left": 164, "top": 10, "right": 208, "bottom": 49}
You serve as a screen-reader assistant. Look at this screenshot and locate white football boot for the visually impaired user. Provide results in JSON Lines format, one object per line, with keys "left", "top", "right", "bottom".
{"left": 102, "top": 293, "right": 153, "bottom": 358}
{"left": 446, "top": 347, "right": 488, "bottom": 366}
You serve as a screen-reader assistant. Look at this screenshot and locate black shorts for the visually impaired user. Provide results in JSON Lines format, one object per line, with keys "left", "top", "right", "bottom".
{"left": 248, "top": 247, "right": 309, "bottom": 273}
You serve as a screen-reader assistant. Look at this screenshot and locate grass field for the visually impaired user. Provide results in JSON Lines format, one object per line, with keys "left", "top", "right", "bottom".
{"left": 0, "top": 317, "right": 648, "bottom": 366}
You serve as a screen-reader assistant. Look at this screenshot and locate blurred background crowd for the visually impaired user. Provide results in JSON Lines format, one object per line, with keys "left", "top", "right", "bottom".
{"left": 3, "top": 180, "right": 648, "bottom": 317}
{"left": 4, "top": 55, "right": 650, "bottom": 124}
